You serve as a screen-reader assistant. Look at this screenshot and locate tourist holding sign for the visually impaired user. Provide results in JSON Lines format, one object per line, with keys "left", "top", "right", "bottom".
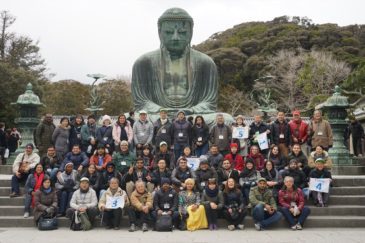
{"left": 98, "top": 178, "right": 129, "bottom": 230}
{"left": 309, "top": 158, "right": 332, "bottom": 207}
{"left": 232, "top": 115, "right": 249, "bottom": 156}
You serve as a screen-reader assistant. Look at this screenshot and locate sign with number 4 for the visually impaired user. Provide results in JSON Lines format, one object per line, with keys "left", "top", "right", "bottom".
{"left": 309, "top": 178, "right": 330, "bottom": 193}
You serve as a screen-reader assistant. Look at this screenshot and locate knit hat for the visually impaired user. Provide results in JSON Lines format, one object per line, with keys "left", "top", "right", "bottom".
{"left": 177, "top": 110, "right": 185, "bottom": 116}
{"left": 102, "top": 115, "right": 112, "bottom": 124}
{"left": 161, "top": 177, "right": 171, "bottom": 185}
{"left": 230, "top": 143, "right": 238, "bottom": 149}
{"left": 65, "top": 162, "right": 73, "bottom": 168}
{"left": 315, "top": 158, "right": 325, "bottom": 164}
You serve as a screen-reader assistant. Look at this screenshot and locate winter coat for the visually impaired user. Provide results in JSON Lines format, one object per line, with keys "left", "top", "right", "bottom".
{"left": 60, "top": 152, "right": 89, "bottom": 171}
{"left": 268, "top": 153, "right": 287, "bottom": 171}
{"left": 192, "top": 124, "right": 210, "bottom": 147}
{"left": 130, "top": 190, "right": 153, "bottom": 211}
{"left": 171, "top": 167, "right": 196, "bottom": 187}
{"left": 150, "top": 168, "right": 172, "bottom": 187}
{"left": 201, "top": 190, "right": 224, "bottom": 209}
{"left": 89, "top": 154, "right": 112, "bottom": 169}
{"left": 289, "top": 119, "right": 309, "bottom": 144}
{"left": 80, "top": 122, "right": 99, "bottom": 146}
{"left": 153, "top": 188, "right": 178, "bottom": 212}
{"left": 309, "top": 168, "right": 332, "bottom": 180}
{"left": 98, "top": 187, "right": 129, "bottom": 210}
{"left": 217, "top": 168, "right": 240, "bottom": 186}
{"left": 33, "top": 188, "right": 58, "bottom": 222}
{"left": 153, "top": 118, "right": 173, "bottom": 148}
{"left": 345, "top": 121, "right": 365, "bottom": 139}
{"left": 52, "top": 126, "right": 71, "bottom": 155}
{"left": 69, "top": 124, "right": 83, "bottom": 151}
{"left": 270, "top": 119, "right": 291, "bottom": 147}
{"left": 210, "top": 124, "right": 232, "bottom": 152}
{"left": 249, "top": 122, "right": 269, "bottom": 146}
{"left": 206, "top": 152, "right": 224, "bottom": 170}
{"left": 96, "top": 125, "right": 114, "bottom": 147}
{"left": 308, "top": 150, "right": 333, "bottom": 169}
{"left": 195, "top": 167, "right": 218, "bottom": 191}
{"left": 99, "top": 170, "right": 122, "bottom": 191}
{"left": 280, "top": 168, "right": 307, "bottom": 189}
{"left": 287, "top": 151, "right": 308, "bottom": 168}
{"left": 40, "top": 154, "right": 63, "bottom": 170}
{"left": 80, "top": 171, "right": 100, "bottom": 192}
{"left": 55, "top": 170, "right": 79, "bottom": 191}
{"left": 12, "top": 152, "right": 40, "bottom": 174}
{"left": 112, "top": 122, "right": 133, "bottom": 145}
{"left": 122, "top": 167, "right": 149, "bottom": 184}
{"left": 309, "top": 118, "right": 333, "bottom": 149}
{"left": 223, "top": 189, "right": 245, "bottom": 210}
{"left": 112, "top": 151, "right": 136, "bottom": 175}
{"left": 224, "top": 153, "right": 245, "bottom": 172}
{"left": 249, "top": 186, "right": 277, "bottom": 210}
{"left": 133, "top": 120, "right": 154, "bottom": 145}
{"left": 246, "top": 151, "right": 265, "bottom": 171}
{"left": 172, "top": 118, "right": 192, "bottom": 145}
{"left": 154, "top": 150, "right": 175, "bottom": 170}
{"left": 278, "top": 187, "right": 305, "bottom": 210}
{"left": 70, "top": 187, "right": 98, "bottom": 210}
{"left": 35, "top": 121, "right": 56, "bottom": 151}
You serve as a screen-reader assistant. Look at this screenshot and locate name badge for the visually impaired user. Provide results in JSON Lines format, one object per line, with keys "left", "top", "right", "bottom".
{"left": 163, "top": 203, "right": 170, "bottom": 209}
{"left": 198, "top": 137, "right": 202, "bottom": 142}
{"left": 178, "top": 133, "right": 183, "bottom": 137}
{"left": 279, "top": 134, "right": 284, "bottom": 139}
{"left": 121, "top": 161, "right": 126, "bottom": 165}
{"left": 103, "top": 137, "right": 108, "bottom": 141}
{"left": 140, "top": 132, "right": 145, "bottom": 136}
{"left": 318, "top": 131, "right": 323, "bottom": 136}
{"left": 169, "top": 194, "right": 173, "bottom": 197}
{"left": 161, "top": 129, "right": 166, "bottom": 134}
{"left": 200, "top": 182, "right": 206, "bottom": 187}
{"left": 219, "top": 135, "right": 224, "bottom": 139}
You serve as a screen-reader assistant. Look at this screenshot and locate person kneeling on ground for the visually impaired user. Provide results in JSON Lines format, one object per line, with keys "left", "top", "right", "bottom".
{"left": 128, "top": 180, "right": 153, "bottom": 232}
{"left": 178, "top": 178, "right": 208, "bottom": 231}
{"left": 66, "top": 177, "right": 98, "bottom": 229}
{"left": 279, "top": 176, "right": 311, "bottom": 230}
{"left": 201, "top": 178, "right": 224, "bottom": 230}
{"left": 152, "top": 178, "right": 180, "bottom": 229}
{"left": 33, "top": 176, "right": 58, "bottom": 225}
{"left": 249, "top": 178, "right": 282, "bottom": 231}
{"left": 99, "top": 177, "right": 129, "bottom": 230}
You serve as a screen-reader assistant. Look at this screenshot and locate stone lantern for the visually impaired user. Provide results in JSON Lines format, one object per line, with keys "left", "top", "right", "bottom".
{"left": 9, "top": 83, "right": 44, "bottom": 162}
{"left": 321, "top": 86, "right": 353, "bottom": 172}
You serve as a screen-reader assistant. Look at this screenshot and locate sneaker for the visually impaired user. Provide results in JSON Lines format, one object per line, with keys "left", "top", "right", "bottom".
{"left": 237, "top": 224, "right": 245, "bottom": 230}
{"left": 9, "top": 192, "right": 20, "bottom": 198}
{"left": 227, "top": 225, "right": 235, "bottom": 231}
{"left": 254, "top": 223, "right": 262, "bottom": 231}
{"left": 23, "top": 212, "right": 29, "bottom": 218}
{"left": 291, "top": 225, "right": 297, "bottom": 230}
{"left": 129, "top": 224, "right": 136, "bottom": 232}
{"left": 114, "top": 227, "right": 120, "bottom": 230}
{"left": 213, "top": 224, "right": 218, "bottom": 230}
{"left": 209, "top": 224, "right": 214, "bottom": 231}
{"left": 296, "top": 223, "right": 303, "bottom": 230}
{"left": 142, "top": 223, "right": 148, "bottom": 232}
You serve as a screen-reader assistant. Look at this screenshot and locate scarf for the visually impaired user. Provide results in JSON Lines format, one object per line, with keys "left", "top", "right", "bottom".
{"left": 43, "top": 187, "right": 52, "bottom": 194}
{"left": 262, "top": 168, "right": 277, "bottom": 180}
{"left": 119, "top": 124, "right": 128, "bottom": 141}
{"left": 205, "top": 186, "right": 219, "bottom": 198}
{"left": 241, "top": 165, "right": 255, "bottom": 178}
{"left": 32, "top": 172, "right": 45, "bottom": 207}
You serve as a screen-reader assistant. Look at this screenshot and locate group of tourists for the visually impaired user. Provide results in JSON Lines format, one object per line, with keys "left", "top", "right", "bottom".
{"left": 7, "top": 108, "right": 337, "bottom": 231}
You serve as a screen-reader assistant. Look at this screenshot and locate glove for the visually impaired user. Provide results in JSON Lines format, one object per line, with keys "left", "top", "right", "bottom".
{"left": 45, "top": 207, "right": 54, "bottom": 215}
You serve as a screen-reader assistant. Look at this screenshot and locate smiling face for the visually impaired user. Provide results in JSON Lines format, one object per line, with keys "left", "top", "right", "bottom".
{"left": 271, "top": 146, "right": 279, "bottom": 155}
{"left": 227, "top": 178, "right": 235, "bottom": 189}
{"left": 159, "top": 20, "right": 192, "bottom": 57}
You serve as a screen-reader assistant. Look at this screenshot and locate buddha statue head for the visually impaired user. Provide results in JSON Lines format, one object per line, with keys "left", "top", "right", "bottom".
{"left": 158, "top": 8, "right": 194, "bottom": 59}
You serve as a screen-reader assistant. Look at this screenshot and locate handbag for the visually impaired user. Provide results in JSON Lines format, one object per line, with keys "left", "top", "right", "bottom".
{"left": 70, "top": 211, "right": 82, "bottom": 231}
{"left": 38, "top": 216, "right": 58, "bottom": 231}
{"left": 79, "top": 211, "right": 92, "bottom": 231}
{"left": 155, "top": 214, "right": 173, "bottom": 231}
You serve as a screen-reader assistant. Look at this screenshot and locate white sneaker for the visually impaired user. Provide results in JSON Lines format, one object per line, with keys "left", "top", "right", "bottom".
{"left": 23, "top": 212, "right": 29, "bottom": 218}
{"left": 291, "top": 225, "right": 297, "bottom": 230}
{"left": 254, "top": 223, "right": 261, "bottom": 231}
{"left": 296, "top": 223, "right": 303, "bottom": 230}
{"left": 227, "top": 225, "right": 235, "bottom": 231}
{"left": 237, "top": 224, "right": 245, "bottom": 230}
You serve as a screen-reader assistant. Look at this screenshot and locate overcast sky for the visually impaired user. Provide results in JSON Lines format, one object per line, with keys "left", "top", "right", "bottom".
{"left": 1, "top": 0, "right": 364, "bottom": 83}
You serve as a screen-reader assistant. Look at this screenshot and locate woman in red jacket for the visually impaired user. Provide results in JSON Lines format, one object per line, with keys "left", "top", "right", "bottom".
{"left": 224, "top": 143, "right": 245, "bottom": 172}
{"left": 246, "top": 145, "right": 265, "bottom": 171}
{"left": 278, "top": 176, "right": 311, "bottom": 230}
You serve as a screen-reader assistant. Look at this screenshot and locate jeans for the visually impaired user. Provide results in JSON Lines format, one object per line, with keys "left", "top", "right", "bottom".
{"left": 102, "top": 208, "right": 123, "bottom": 227}
{"left": 24, "top": 192, "right": 32, "bottom": 213}
{"left": 195, "top": 143, "right": 209, "bottom": 157}
{"left": 11, "top": 173, "right": 29, "bottom": 193}
{"left": 58, "top": 190, "right": 74, "bottom": 214}
{"left": 280, "top": 206, "right": 311, "bottom": 227}
{"left": 223, "top": 209, "right": 246, "bottom": 226}
{"left": 174, "top": 143, "right": 188, "bottom": 162}
{"left": 128, "top": 207, "right": 152, "bottom": 225}
{"left": 252, "top": 204, "right": 282, "bottom": 228}
{"left": 47, "top": 168, "right": 59, "bottom": 183}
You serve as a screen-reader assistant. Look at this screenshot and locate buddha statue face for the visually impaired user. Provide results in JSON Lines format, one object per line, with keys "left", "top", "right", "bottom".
{"left": 159, "top": 20, "right": 192, "bottom": 57}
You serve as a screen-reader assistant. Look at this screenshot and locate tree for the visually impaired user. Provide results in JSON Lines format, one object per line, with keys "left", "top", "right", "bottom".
{"left": 218, "top": 84, "right": 255, "bottom": 116}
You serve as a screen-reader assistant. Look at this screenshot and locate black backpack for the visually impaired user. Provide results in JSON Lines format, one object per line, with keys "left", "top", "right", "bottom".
{"left": 155, "top": 214, "right": 173, "bottom": 232}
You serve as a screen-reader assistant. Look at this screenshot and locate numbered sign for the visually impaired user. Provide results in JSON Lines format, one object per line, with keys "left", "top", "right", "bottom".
{"left": 187, "top": 157, "right": 201, "bottom": 171}
{"left": 106, "top": 195, "right": 125, "bottom": 209}
{"left": 257, "top": 132, "right": 269, "bottom": 150}
{"left": 232, "top": 127, "right": 249, "bottom": 139}
{"left": 309, "top": 178, "right": 330, "bottom": 193}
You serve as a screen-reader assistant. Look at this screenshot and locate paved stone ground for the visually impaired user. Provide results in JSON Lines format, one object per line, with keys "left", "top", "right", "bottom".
{"left": 0, "top": 228, "right": 364, "bottom": 243}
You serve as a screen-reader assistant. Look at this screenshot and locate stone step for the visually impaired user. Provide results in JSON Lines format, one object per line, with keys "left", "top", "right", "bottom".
{"left": 332, "top": 175, "right": 365, "bottom": 187}
{"left": 331, "top": 186, "right": 365, "bottom": 195}
{"left": 0, "top": 187, "right": 24, "bottom": 196}
{"left": 307, "top": 205, "right": 365, "bottom": 216}
{"left": 0, "top": 215, "right": 364, "bottom": 228}
{"left": 0, "top": 196, "right": 24, "bottom": 206}
{"left": 332, "top": 166, "right": 365, "bottom": 175}
{"left": 328, "top": 195, "right": 365, "bottom": 205}
{"left": 0, "top": 180, "right": 10, "bottom": 187}
{"left": 0, "top": 166, "right": 13, "bottom": 174}
{"left": 0, "top": 206, "right": 25, "bottom": 216}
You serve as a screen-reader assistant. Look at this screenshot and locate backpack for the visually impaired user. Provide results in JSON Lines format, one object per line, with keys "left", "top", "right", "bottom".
{"left": 70, "top": 211, "right": 92, "bottom": 231}
{"left": 155, "top": 214, "right": 173, "bottom": 232}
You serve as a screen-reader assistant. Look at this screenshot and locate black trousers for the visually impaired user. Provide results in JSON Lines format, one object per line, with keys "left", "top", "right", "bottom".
{"left": 102, "top": 208, "right": 123, "bottom": 227}
{"left": 204, "top": 204, "right": 220, "bottom": 224}
{"left": 223, "top": 209, "right": 246, "bottom": 226}
{"left": 127, "top": 207, "right": 152, "bottom": 225}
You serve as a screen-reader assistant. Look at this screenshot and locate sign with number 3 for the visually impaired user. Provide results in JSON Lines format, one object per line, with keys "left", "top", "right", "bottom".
{"left": 106, "top": 195, "right": 125, "bottom": 209}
